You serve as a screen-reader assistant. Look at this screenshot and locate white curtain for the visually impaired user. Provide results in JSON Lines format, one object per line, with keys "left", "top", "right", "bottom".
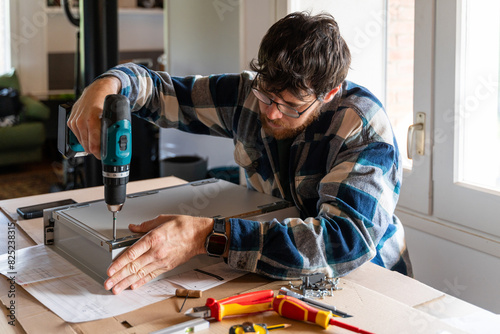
{"left": 0, "top": 0, "right": 11, "bottom": 74}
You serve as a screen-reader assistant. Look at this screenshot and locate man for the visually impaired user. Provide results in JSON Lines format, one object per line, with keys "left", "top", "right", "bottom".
{"left": 68, "top": 12, "right": 412, "bottom": 295}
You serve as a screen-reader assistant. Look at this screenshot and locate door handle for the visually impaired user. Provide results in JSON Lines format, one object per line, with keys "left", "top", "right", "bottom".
{"left": 407, "top": 112, "right": 426, "bottom": 159}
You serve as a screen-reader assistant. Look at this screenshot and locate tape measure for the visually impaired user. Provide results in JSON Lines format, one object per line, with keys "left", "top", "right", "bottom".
{"left": 229, "top": 322, "right": 268, "bottom": 334}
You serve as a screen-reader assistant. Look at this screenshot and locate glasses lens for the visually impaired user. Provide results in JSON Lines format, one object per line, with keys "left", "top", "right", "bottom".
{"left": 252, "top": 89, "right": 271, "bottom": 105}
{"left": 277, "top": 104, "right": 299, "bottom": 118}
{"left": 252, "top": 87, "right": 302, "bottom": 118}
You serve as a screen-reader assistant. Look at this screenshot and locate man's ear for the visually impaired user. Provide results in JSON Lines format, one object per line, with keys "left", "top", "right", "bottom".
{"left": 323, "top": 84, "right": 341, "bottom": 103}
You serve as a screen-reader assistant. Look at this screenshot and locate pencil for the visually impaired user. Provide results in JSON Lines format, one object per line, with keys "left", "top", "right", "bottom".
{"left": 267, "top": 324, "right": 291, "bottom": 330}
{"left": 193, "top": 268, "right": 224, "bottom": 281}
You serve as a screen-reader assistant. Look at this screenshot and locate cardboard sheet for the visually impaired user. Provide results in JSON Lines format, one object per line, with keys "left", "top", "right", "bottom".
{"left": 0, "top": 208, "right": 36, "bottom": 253}
{"left": 205, "top": 280, "right": 470, "bottom": 334}
{"left": 0, "top": 276, "right": 75, "bottom": 334}
{"left": 115, "top": 279, "right": 472, "bottom": 334}
{"left": 343, "top": 261, "right": 445, "bottom": 307}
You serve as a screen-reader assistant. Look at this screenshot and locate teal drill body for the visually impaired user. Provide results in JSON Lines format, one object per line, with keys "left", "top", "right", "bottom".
{"left": 62, "top": 94, "right": 132, "bottom": 239}
{"left": 100, "top": 95, "right": 132, "bottom": 218}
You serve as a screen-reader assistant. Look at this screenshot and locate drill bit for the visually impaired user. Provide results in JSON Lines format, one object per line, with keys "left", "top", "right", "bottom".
{"left": 112, "top": 211, "right": 117, "bottom": 240}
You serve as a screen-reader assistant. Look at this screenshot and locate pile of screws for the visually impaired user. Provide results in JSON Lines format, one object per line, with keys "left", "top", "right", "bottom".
{"left": 288, "top": 273, "right": 342, "bottom": 299}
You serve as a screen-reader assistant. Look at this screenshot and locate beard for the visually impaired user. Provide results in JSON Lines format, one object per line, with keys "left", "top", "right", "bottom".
{"left": 260, "top": 109, "right": 321, "bottom": 140}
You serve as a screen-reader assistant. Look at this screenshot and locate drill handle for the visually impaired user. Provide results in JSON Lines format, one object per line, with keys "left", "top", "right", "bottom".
{"left": 101, "top": 94, "right": 132, "bottom": 166}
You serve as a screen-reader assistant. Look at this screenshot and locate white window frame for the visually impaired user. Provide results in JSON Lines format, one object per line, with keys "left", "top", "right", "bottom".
{"left": 397, "top": 0, "right": 433, "bottom": 215}
{"left": 433, "top": 0, "right": 500, "bottom": 238}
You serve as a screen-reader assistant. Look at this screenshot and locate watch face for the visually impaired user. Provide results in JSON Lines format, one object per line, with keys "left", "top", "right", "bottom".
{"left": 207, "top": 234, "right": 227, "bottom": 256}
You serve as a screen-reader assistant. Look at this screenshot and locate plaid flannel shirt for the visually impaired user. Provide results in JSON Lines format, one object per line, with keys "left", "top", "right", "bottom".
{"left": 102, "top": 63, "right": 412, "bottom": 279}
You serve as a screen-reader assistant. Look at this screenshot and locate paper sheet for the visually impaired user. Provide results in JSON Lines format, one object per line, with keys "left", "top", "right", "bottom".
{"left": 0, "top": 245, "right": 245, "bottom": 323}
{"left": 167, "top": 264, "right": 247, "bottom": 291}
{"left": 0, "top": 245, "right": 80, "bottom": 284}
{"left": 23, "top": 270, "right": 178, "bottom": 323}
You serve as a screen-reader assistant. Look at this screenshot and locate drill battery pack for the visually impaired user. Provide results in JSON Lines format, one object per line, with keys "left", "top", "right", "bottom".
{"left": 57, "top": 103, "right": 87, "bottom": 159}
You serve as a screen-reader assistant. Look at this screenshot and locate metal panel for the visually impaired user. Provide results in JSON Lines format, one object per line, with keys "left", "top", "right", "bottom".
{"left": 45, "top": 179, "right": 298, "bottom": 282}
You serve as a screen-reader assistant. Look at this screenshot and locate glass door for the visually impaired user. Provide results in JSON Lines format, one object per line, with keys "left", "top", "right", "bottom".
{"left": 433, "top": 0, "right": 500, "bottom": 237}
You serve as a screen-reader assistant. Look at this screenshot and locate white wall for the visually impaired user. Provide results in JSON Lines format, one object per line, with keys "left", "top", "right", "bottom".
{"left": 10, "top": 0, "right": 48, "bottom": 96}
{"left": 159, "top": 0, "right": 281, "bottom": 169}
{"left": 160, "top": 0, "right": 241, "bottom": 169}
{"left": 289, "top": 0, "right": 387, "bottom": 103}
{"left": 397, "top": 206, "right": 500, "bottom": 313}
{"left": 47, "top": 9, "right": 163, "bottom": 54}
{"left": 166, "top": 0, "right": 240, "bottom": 76}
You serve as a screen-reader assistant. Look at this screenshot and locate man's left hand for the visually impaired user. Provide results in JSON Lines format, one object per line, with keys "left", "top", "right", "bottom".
{"left": 104, "top": 214, "right": 213, "bottom": 294}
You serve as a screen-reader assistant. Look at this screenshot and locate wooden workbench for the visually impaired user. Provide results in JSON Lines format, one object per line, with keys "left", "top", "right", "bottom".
{"left": 0, "top": 176, "right": 495, "bottom": 333}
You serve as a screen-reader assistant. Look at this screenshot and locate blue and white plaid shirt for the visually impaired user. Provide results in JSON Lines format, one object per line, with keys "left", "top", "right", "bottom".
{"left": 102, "top": 63, "right": 412, "bottom": 279}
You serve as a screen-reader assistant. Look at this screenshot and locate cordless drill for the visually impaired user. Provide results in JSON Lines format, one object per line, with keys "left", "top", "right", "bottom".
{"left": 58, "top": 94, "right": 132, "bottom": 240}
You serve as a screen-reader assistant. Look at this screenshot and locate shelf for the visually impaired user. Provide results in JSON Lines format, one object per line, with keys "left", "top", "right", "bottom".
{"left": 45, "top": 6, "right": 163, "bottom": 16}
{"left": 119, "top": 8, "right": 163, "bottom": 15}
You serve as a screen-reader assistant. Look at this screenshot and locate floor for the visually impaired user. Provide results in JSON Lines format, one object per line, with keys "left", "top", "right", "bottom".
{"left": 0, "top": 158, "right": 63, "bottom": 200}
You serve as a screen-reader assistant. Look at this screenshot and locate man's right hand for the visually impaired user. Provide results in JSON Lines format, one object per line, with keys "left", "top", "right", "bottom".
{"left": 67, "top": 76, "right": 122, "bottom": 159}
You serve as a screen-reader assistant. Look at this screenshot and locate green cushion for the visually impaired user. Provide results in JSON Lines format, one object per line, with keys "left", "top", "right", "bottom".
{"left": 19, "top": 96, "right": 50, "bottom": 120}
{"left": 0, "top": 122, "right": 46, "bottom": 150}
{"left": 0, "top": 70, "right": 48, "bottom": 166}
{"left": 0, "top": 69, "right": 50, "bottom": 121}
{"left": 0, "top": 68, "right": 21, "bottom": 92}
{"left": 0, "top": 148, "right": 43, "bottom": 166}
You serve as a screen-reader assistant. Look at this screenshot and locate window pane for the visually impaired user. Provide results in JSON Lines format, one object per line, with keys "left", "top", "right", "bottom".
{"left": 386, "top": 0, "right": 415, "bottom": 170}
{"left": 0, "top": 0, "right": 10, "bottom": 74}
{"left": 459, "top": 0, "right": 500, "bottom": 192}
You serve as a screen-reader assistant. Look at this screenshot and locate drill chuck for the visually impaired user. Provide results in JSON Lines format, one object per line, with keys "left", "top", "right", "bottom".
{"left": 103, "top": 164, "right": 129, "bottom": 212}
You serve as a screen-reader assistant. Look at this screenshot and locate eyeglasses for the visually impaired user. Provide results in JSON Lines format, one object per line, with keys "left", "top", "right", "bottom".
{"left": 251, "top": 87, "right": 318, "bottom": 118}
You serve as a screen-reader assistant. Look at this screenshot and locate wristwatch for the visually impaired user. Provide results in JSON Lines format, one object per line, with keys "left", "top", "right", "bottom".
{"left": 205, "top": 217, "right": 228, "bottom": 257}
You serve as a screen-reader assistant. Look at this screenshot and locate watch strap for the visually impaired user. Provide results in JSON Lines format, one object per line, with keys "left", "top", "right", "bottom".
{"left": 213, "top": 217, "right": 226, "bottom": 234}
{"left": 205, "top": 217, "right": 228, "bottom": 257}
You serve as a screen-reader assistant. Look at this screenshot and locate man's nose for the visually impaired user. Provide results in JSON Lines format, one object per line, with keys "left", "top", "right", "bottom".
{"left": 265, "top": 102, "right": 283, "bottom": 120}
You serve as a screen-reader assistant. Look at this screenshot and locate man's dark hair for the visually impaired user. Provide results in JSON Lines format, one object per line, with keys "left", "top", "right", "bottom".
{"left": 250, "top": 12, "right": 351, "bottom": 100}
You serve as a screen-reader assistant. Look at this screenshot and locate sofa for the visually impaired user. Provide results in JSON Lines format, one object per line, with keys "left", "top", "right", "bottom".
{"left": 0, "top": 69, "right": 50, "bottom": 167}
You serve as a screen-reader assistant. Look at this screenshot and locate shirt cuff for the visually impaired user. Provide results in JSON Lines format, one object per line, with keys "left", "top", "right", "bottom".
{"left": 227, "top": 218, "right": 262, "bottom": 272}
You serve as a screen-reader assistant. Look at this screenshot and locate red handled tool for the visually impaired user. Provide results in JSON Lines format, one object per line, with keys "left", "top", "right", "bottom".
{"left": 185, "top": 290, "right": 274, "bottom": 321}
{"left": 273, "top": 295, "right": 375, "bottom": 334}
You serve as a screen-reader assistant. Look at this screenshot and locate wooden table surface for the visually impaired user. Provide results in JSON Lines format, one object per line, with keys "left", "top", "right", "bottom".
{"left": 1, "top": 177, "right": 495, "bottom": 334}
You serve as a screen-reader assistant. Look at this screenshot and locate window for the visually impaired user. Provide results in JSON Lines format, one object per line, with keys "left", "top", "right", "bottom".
{"left": 433, "top": 0, "right": 500, "bottom": 235}
{"left": 0, "top": 0, "right": 10, "bottom": 74}
{"left": 457, "top": 0, "right": 500, "bottom": 193}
